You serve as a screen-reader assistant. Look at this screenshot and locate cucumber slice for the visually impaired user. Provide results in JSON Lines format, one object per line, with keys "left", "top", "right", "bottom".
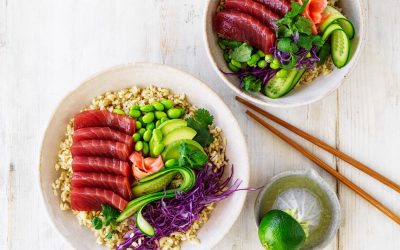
{"left": 136, "top": 206, "right": 155, "bottom": 237}
{"left": 132, "top": 172, "right": 176, "bottom": 197}
{"left": 337, "top": 19, "right": 355, "bottom": 40}
{"left": 322, "top": 23, "right": 342, "bottom": 41}
{"left": 264, "top": 68, "right": 299, "bottom": 99}
{"left": 320, "top": 6, "right": 355, "bottom": 40}
{"left": 331, "top": 30, "right": 350, "bottom": 68}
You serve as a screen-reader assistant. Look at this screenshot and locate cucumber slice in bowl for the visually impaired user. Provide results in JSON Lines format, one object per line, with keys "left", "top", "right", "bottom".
{"left": 337, "top": 19, "right": 355, "bottom": 40}
{"left": 264, "top": 68, "right": 300, "bottom": 99}
{"left": 136, "top": 206, "right": 155, "bottom": 237}
{"left": 322, "top": 23, "right": 342, "bottom": 41}
{"left": 320, "top": 6, "right": 355, "bottom": 40}
{"left": 331, "top": 30, "right": 350, "bottom": 68}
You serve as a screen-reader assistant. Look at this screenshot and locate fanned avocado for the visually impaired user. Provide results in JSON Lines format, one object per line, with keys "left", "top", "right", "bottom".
{"left": 158, "top": 119, "right": 187, "bottom": 135}
{"left": 162, "top": 127, "right": 197, "bottom": 146}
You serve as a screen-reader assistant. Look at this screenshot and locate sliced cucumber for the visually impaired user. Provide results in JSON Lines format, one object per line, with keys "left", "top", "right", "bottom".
{"left": 322, "top": 23, "right": 342, "bottom": 41}
{"left": 331, "top": 30, "right": 350, "bottom": 68}
{"left": 136, "top": 206, "right": 155, "bottom": 237}
{"left": 287, "top": 69, "right": 306, "bottom": 93}
{"left": 264, "top": 68, "right": 299, "bottom": 99}
{"left": 320, "top": 6, "right": 355, "bottom": 40}
{"left": 132, "top": 172, "right": 176, "bottom": 197}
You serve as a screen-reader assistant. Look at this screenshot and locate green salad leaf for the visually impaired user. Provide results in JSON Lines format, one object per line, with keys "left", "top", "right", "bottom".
{"left": 178, "top": 143, "right": 208, "bottom": 170}
{"left": 186, "top": 108, "right": 214, "bottom": 147}
{"left": 231, "top": 43, "right": 253, "bottom": 62}
{"left": 243, "top": 76, "right": 262, "bottom": 92}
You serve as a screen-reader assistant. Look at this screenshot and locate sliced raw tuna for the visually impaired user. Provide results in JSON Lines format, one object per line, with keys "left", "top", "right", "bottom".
{"left": 71, "top": 187, "right": 127, "bottom": 211}
{"left": 255, "top": 0, "right": 290, "bottom": 16}
{"left": 214, "top": 10, "right": 275, "bottom": 54}
{"left": 74, "top": 110, "right": 135, "bottom": 135}
{"left": 225, "top": 0, "right": 280, "bottom": 30}
{"left": 72, "top": 156, "right": 131, "bottom": 178}
{"left": 71, "top": 140, "right": 131, "bottom": 161}
{"left": 73, "top": 127, "right": 134, "bottom": 149}
{"left": 72, "top": 172, "right": 132, "bottom": 200}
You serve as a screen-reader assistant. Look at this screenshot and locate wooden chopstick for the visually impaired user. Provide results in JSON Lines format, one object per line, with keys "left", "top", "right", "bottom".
{"left": 245, "top": 110, "right": 400, "bottom": 225}
{"left": 236, "top": 96, "right": 400, "bottom": 194}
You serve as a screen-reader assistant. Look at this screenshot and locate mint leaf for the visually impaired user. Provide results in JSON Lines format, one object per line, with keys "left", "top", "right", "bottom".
{"left": 91, "top": 217, "right": 103, "bottom": 230}
{"left": 243, "top": 75, "right": 262, "bottom": 92}
{"left": 294, "top": 16, "right": 313, "bottom": 35}
{"left": 231, "top": 43, "right": 253, "bottom": 62}
{"left": 101, "top": 204, "right": 119, "bottom": 226}
{"left": 278, "top": 38, "right": 299, "bottom": 53}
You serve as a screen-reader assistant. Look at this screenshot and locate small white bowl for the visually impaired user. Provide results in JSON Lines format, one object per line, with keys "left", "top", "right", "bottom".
{"left": 203, "top": 0, "right": 366, "bottom": 108}
{"left": 39, "top": 63, "right": 250, "bottom": 250}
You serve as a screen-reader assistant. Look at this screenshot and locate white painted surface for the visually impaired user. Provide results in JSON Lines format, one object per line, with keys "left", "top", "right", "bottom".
{"left": 1, "top": 0, "right": 399, "bottom": 250}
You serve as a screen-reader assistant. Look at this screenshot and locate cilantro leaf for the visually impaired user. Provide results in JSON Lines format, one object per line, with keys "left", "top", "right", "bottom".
{"left": 278, "top": 38, "right": 299, "bottom": 53}
{"left": 91, "top": 217, "right": 103, "bottom": 230}
{"left": 194, "top": 108, "right": 213, "bottom": 126}
{"left": 231, "top": 43, "right": 253, "bottom": 62}
{"left": 298, "top": 34, "right": 324, "bottom": 50}
{"left": 178, "top": 143, "right": 208, "bottom": 170}
{"left": 276, "top": 26, "right": 294, "bottom": 38}
{"left": 186, "top": 108, "right": 214, "bottom": 147}
{"left": 294, "top": 16, "right": 313, "bottom": 35}
{"left": 243, "top": 75, "right": 262, "bottom": 92}
{"left": 105, "top": 230, "right": 115, "bottom": 239}
{"left": 193, "top": 129, "right": 214, "bottom": 147}
{"left": 279, "top": 55, "right": 298, "bottom": 69}
{"left": 101, "top": 204, "right": 119, "bottom": 226}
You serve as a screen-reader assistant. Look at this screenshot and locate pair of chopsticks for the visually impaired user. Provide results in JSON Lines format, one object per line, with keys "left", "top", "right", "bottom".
{"left": 236, "top": 96, "right": 400, "bottom": 225}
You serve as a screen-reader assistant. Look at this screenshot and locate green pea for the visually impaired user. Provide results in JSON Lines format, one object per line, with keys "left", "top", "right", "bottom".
{"left": 153, "top": 143, "right": 165, "bottom": 156}
{"left": 276, "top": 69, "right": 288, "bottom": 78}
{"left": 113, "top": 109, "right": 125, "bottom": 115}
{"left": 155, "top": 120, "right": 161, "bottom": 127}
{"left": 143, "top": 130, "right": 152, "bottom": 142}
{"left": 270, "top": 58, "right": 280, "bottom": 69}
{"left": 142, "top": 142, "right": 149, "bottom": 155}
{"left": 152, "top": 101, "right": 164, "bottom": 111}
{"left": 153, "top": 129, "right": 163, "bottom": 142}
{"left": 306, "top": 52, "right": 311, "bottom": 58}
{"left": 135, "top": 141, "right": 144, "bottom": 151}
{"left": 257, "top": 60, "right": 267, "bottom": 68}
{"left": 129, "top": 109, "right": 141, "bottom": 118}
{"left": 168, "top": 108, "right": 182, "bottom": 119}
{"left": 228, "top": 62, "right": 240, "bottom": 72}
{"left": 138, "top": 128, "right": 146, "bottom": 136}
{"left": 140, "top": 104, "right": 154, "bottom": 112}
{"left": 160, "top": 99, "right": 173, "bottom": 109}
{"left": 135, "top": 121, "right": 142, "bottom": 129}
{"left": 130, "top": 105, "right": 140, "bottom": 111}
{"left": 231, "top": 59, "right": 242, "bottom": 69}
{"left": 247, "top": 54, "right": 260, "bottom": 67}
{"left": 165, "top": 159, "right": 178, "bottom": 167}
{"left": 155, "top": 111, "right": 167, "bottom": 120}
{"left": 146, "top": 122, "right": 155, "bottom": 130}
{"left": 257, "top": 50, "right": 266, "bottom": 57}
{"left": 132, "top": 133, "right": 141, "bottom": 142}
{"left": 160, "top": 117, "right": 169, "bottom": 124}
{"left": 142, "top": 112, "right": 155, "bottom": 123}
{"left": 265, "top": 54, "right": 274, "bottom": 63}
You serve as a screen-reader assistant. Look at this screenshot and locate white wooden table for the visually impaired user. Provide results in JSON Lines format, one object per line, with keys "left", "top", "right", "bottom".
{"left": 1, "top": 0, "right": 400, "bottom": 249}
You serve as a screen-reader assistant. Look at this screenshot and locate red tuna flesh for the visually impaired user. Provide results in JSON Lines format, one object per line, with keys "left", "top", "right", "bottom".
{"left": 255, "top": 0, "right": 290, "bottom": 16}
{"left": 72, "top": 172, "right": 132, "bottom": 200}
{"left": 214, "top": 9, "right": 275, "bottom": 54}
{"left": 71, "top": 140, "right": 131, "bottom": 161}
{"left": 74, "top": 110, "right": 135, "bottom": 135}
{"left": 72, "top": 156, "right": 131, "bottom": 178}
{"left": 70, "top": 187, "right": 127, "bottom": 211}
{"left": 73, "top": 127, "right": 133, "bottom": 149}
{"left": 225, "top": 0, "right": 280, "bottom": 30}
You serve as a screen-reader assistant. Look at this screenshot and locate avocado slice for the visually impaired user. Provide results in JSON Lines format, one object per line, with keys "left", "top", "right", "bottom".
{"left": 162, "top": 139, "right": 205, "bottom": 161}
{"left": 158, "top": 119, "right": 187, "bottom": 135}
{"left": 162, "top": 127, "right": 197, "bottom": 146}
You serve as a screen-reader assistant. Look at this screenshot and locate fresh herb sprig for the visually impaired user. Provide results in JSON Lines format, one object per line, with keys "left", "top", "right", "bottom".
{"left": 186, "top": 108, "right": 214, "bottom": 147}
{"left": 178, "top": 143, "right": 209, "bottom": 170}
{"left": 91, "top": 204, "right": 120, "bottom": 238}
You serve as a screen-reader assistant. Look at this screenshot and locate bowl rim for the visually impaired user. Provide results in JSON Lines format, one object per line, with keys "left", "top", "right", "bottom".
{"left": 38, "top": 62, "right": 250, "bottom": 250}
{"left": 202, "top": 0, "right": 367, "bottom": 108}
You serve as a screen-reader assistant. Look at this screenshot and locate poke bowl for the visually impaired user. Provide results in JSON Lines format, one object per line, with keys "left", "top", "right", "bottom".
{"left": 39, "top": 63, "right": 250, "bottom": 250}
{"left": 203, "top": 0, "right": 366, "bottom": 107}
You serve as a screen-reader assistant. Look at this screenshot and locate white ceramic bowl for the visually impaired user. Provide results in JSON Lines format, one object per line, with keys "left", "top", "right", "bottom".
{"left": 203, "top": 0, "right": 366, "bottom": 108}
{"left": 39, "top": 63, "right": 250, "bottom": 250}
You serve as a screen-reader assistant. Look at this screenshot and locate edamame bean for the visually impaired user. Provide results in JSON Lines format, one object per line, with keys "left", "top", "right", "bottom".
{"left": 155, "top": 120, "right": 161, "bottom": 127}
{"left": 218, "top": 39, "right": 226, "bottom": 50}
{"left": 142, "top": 112, "right": 155, "bottom": 123}
{"left": 153, "top": 129, "right": 163, "bottom": 142}
{"left": 129, "top": 109, "right": 141, "bottom": 118}
{"left": 130, "top": 105, "right": 140, "bottom": 111}
{"left": 276, "top": 69, "right": 288, "bottom": 78}
{"left": 257, "top": 60, "right": 267, "bottom": 68}
{"left": 132, "top": 133, "right": 141, "bottom": 142}
{"left": 152, "top": 101, "right": 164, "bottom": 111}
{"left": 167, "top": 108, "right": 182, "bottom": 119}
{"left": 165, "top": 159, "right": 177, "bottom": 167}
{"left": 146, "top": 122, "right": 155, "bottom": 130}
{"left": 135, "top": 141, "right": 144, "bottom": 151}
{"left": 247, "top": 54, "right": 260, "bottom": 67}
{"left": 138, "top": 128, "right": 146, "bottom": 136}
{"left": 142, "top": 142, "right": 149, "bottom": 155}
{"left": 228, "top": 62, "right": 239, "bottom": 72}
{"left": 257, "top": 50, "right": 266, "bottom": 57}
{"left": 160, "top": 117, "right": 169, "bottom": 124}
{"left": 113, "top": 109, "right": 125, "bottom": 115}
{"left": 155, "top": 111, "right": 167, "bottom": 120}
{"left": 143, "top": 130, "right": 152, "bottom": 142}
{"left": 153, "top": 143, "right": 165, "bottom": 156}
{"left": 140, "top": 104, "right": 154, "bottom": 112}
{"left": 265, "top": 54, "right": 274, "bottom": 63}
{"left": 178, "top": 108, "right": 185, "bottom": 117}
{"left": 231, "top": 59, "right": 242, "bottom": 69}
{"left": 135, "top": 121, "right": 142, "bottom": 129}
{"left": 270, "top": 58, "right": 280, "bottom": 69}
{"left": 160, "top": 99, "right": 173, "bottom": 109}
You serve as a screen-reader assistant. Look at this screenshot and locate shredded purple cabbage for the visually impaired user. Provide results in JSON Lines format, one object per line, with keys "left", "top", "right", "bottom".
{"left": 117, "top": 163, "right": 252, "bottom": 250}
{"left": 224, "top": 66, "right": 279, "bottom": 87}
{"left": 270, "top": 41, "right": 320, "bottom": 70}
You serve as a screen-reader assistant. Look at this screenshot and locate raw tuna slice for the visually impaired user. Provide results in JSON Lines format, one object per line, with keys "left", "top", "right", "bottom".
{"left": 71, "top": 140, "right": 131, "bottom": 161}
{"left": 255, "top": 0, "right": 290, "bottom": 16}
{"left": 225, "top": 0, "right": 280, "bottom": 30}
{"left": 72, "top": 156, "right": 131, "bottom": 178}
{"left": 74, "top": 110, "right": 135, "bottom": 135}
{"left": 72, "top": 172, "right": 133, "bottom": 200}
{"left": 214, "top": 10, "right": 275, "bottom": 54}
{"left": 73, "top": 127, "right": 134, "bottom": 149}
{"left": 71, "top": 187, "right": 127, "bottom": 211}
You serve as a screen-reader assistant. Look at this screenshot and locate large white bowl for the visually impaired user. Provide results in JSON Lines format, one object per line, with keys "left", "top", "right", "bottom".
{"left": 203, "top": 0, "right": 366, "bottom": 108}
{"left": 39, "top": 63, "right": 249, "bottom": 250}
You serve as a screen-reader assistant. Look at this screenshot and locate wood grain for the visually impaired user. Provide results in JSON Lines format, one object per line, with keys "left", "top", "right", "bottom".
{"left": 0, "top": 0, "right": 398, "bottom": 249}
